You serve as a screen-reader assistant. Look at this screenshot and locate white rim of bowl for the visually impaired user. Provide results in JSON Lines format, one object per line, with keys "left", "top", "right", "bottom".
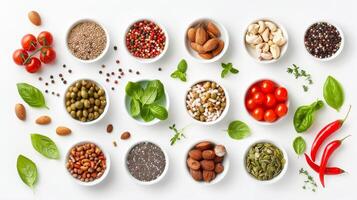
{"left": 243, "top": 18, "right": 289, "bottom": 64}
{"left": 124, "top": 79, "right": 170, "bottom": 126}
{"left": 243, "top": 139, "right": 288, "bottom": 184}
{"left": 184, "top": 18, "right": 229, "bottom": 64}
{"left": 184, "top": 79, "right": 230, "bottom": 125}
{"left": 123, "top": 18, "right": 169, "bottom": 64}
{"left": 63, "top": 79, "right": 110, "bottom": 125}
{"left": 303, "top": 20, "right": 344, "bottom": 62}
{"left": 124, "top": 141, "right": 169, "bottom": 185}
{"left": 64, "top": 141, "right": 111, "bottom": 186}
{"left": 185, "top": 140, "right": 230, "bottom": 185}
{"left": 243, "top": 78, "right": 290, "bottom": 126}
{"left": 66, "top": 18, "right": 110, "bottom": 64}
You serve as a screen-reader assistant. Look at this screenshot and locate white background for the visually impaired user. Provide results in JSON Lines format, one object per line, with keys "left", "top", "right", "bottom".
{"left": 1, "top": 0, "right": 356, "bottom": 199}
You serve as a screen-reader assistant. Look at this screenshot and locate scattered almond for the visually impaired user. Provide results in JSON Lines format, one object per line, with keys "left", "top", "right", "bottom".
{"left": 121, "top": 131, "right": 131, "bottom": 140}
{"left": 106, "top": 124, "right": 113, "bottom": 133}
{"left": 56, "top": 126, "right": 72, "bottom": 136}
{"left": 15, "top": 103, "right": 26, "bottom": 121}
{"left": 28, "top": 11, "right": 41, "bottom": 26}
{"left": 35, "top": 115, "right": 51, "bottom": 125}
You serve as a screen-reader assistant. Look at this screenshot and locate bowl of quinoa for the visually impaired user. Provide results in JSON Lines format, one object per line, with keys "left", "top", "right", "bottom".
{"left": 124, "top": 19, "right": 169, "bottom": 63}
{"left": 185, "top": 80, "right": 230, "bottom": 125}
{"left": 66, "top": 19, "right": 110, "bottom": 63}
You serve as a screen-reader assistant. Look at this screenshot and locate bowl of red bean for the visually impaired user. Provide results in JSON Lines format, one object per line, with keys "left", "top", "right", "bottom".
{"left": 65, "top": 141, "right": 110, "bottom": 186}
{"left": 124, "top": 19, "right": 169, "bottom": 64}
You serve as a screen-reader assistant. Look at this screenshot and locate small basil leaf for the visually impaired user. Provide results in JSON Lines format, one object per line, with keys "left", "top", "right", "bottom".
{"left": 31, "top": 134, "right": 60, "bottom": 159}
{"left": 227, "top": 120, "right": 250, "bottom": 140}
{"left": 323, "top": 76, "right": 344, "bottom": 111}
{"left": 221, "top": 69, "right": 229, "bottom": 78}
{"left": 17, "top": 155, "right": 38, "bottom": 188}
{"left": 147, "top": 80, "right": 164, "bottom": 100}
{"left": 141, "top": 105, "right": 155, "bottom": 122}
{"left": 125, "top": 82, "right": 143, "bottom": 100}
{"left": 230, "top": 68, "right": 239, "bottom": 74}
{"left": 17, "top": 83, "right": 48, "bottom": 109}
{"left": 130, "top": 99, "right": 141, "bottom": 117}
{"left": 293, "top": 100, "right": 324, "bottom": 133}
{"left": 178, "top": 72, "right": 187, "bottom": 82}
{"left": 149, "top": 103, "right": 168, "bottom": 120}
{"left": 140, "top": 87, "right": 157, "bottom": 105}
{"left": 177, "top": 59, "right": 187, "bottom": 72}
{"left": 170, "top": 71, "right": 179, "bottom": 78}
{"left": 293, "top": 136, "right": 306, "bottom": 155}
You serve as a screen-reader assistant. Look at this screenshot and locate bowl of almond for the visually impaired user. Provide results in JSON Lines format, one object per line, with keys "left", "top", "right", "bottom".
{"left": 185, "top": 18, "right": 229, "bottom": 63}
{"left": 185, "top": 140, "right": 229, "bottom": 185}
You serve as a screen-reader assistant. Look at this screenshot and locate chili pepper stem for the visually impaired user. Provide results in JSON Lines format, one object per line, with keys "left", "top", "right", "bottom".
{"left": 339, "top": 135, "right": 351, "bottom": 143}
{"left": 341, "top": 105, "right": 352, "bottom": 124}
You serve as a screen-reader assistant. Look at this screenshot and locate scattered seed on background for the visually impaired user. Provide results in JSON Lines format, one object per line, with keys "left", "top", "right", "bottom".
{"left": 63, "top": 64, "right": 66, "bottom": 68}
{"left": 113, "top": 141, "right": 117, "bottom": 147}
{"left": 38, "top": 77, "right": 43, "bottom": 81}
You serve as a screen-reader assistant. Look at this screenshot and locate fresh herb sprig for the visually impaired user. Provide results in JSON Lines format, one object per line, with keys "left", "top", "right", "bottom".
{"left": 287, "top": 64, "right": 313, "bottom": 92}
{"left": 171, "top": 59, "right": 187, "bottom": 82}
{"left": 221, "top": 62, "right": 239, "bottom": 78}
{"left": 299, "top": 168, "right": 318, "bottom": 192}
{"left": 169, "top": 124, "right": 186, "bottom": 145}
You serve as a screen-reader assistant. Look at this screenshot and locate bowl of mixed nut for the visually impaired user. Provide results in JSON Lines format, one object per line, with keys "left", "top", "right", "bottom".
{"left": 185, "top": 140, "right": 229, "bottom": 185}
{"left": 63, "top": 79, "right": 109, "bottom": 125}
{"left": 243, "top": 139, "right": 288, "bottom": 184}
{"left": 185, "top": 80, "right": 229, "bottom": 125}
{"left": 243, "top": 18, "right": 288, "bottom": 63}
{"left": 65, "top": 141, "right": 110, "bottom": 186}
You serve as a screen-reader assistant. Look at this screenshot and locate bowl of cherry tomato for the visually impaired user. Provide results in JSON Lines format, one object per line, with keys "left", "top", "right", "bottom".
{"left": 244, "top": 79, "right": 289, "bottom": 124}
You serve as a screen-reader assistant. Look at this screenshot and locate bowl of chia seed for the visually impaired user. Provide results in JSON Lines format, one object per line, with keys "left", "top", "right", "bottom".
{"left": 304, "top": 21, "right": 344, "bottom": 61}
{"left": 124, "top": 141, "right": 169, "bottom": 185}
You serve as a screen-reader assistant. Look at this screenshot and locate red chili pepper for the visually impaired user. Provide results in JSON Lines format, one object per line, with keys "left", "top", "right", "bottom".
{"left": 311, "top": 106, "right": 351, "bottom": 161}
{"left": 304, "top": 153, "right": 344, "bottom": 175}
{"left": 319, "top": 135, "right": 350, "bottom": 187}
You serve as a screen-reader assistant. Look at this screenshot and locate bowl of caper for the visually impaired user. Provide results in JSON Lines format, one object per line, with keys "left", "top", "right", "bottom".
{"left": 64, "top": 79, "right": 109, "bottom": 124}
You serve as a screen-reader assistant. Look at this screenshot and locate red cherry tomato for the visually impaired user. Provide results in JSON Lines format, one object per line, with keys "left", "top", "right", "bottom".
{"left": 25, "top": 57, "right": 41, "bottom": 73}
{"left": 12, "top": 49, "right": 29, "bottom": 65}
{"left": 275, "top": 103, "right": 288, "bottom": 117}
{"left": 248, "top": 85, "right": 260, "bottom": 96}
{"left": 275, "top": 87, "right": 288, "bottom": 102}
{"left": 264, "top": 109, "right": 277, "bottom": 122}
{"left": 37, "top": 31, "right": 53, "bottom": 46}
{"left": 264, "top": 93, "right": 277, "bottom": 108}
{"left": 260, "top": 80, "right": 276, "bottom": 94}
{"left": 252, "top": 107, "right": 264, "bottom": 121}
{"left": 40, "top": 47, "right": 56, "bottom": 63}
{"left": 21, "top": 34, "right": 37, "bottom": 51}
{"left": 246, "top": 98, "right": 257, "bottom": 110}
{"left": 252, "top": 92, "right": 266, "bottom": 105}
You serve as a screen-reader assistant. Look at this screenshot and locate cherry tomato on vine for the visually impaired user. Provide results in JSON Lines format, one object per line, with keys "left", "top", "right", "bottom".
{"left": 264, "top": 109, "right": 277, "bottom": 122}
{"left": 40, "top": 47, "right": 56, "bottom": 63}
{"left": 248, "top": 85, "right": 260, "bottom": 96}
{"left": 37, "top": 31, "right": 53, "bottom": 46}
{"left": 252, "top": 92, "right": 266, "bottom": 105}
{"left": 275, "top": 87, "right": 288, "bottom": 102}
{"left": 252, "top": 107, "right": 264, "bottom": 121}
{"left": 21, "top": 34, "right": 37, "bottom": 51}
{"left": 264, "top": 93, "right": 277, "bottom": 108}
{"left": 246, "top": 98, "right": 256, "bottom": 110}
{"left": 260, "top": 80, "right": 275, "bottom": 94}
{"left": 25, "top": 57, "right": 41, "bottom": 73}
{"left": 12, "top": 49, "right": 29, "bottom": 65}
{"left": 275, "top": 103, "right": 288, "bottom": 117}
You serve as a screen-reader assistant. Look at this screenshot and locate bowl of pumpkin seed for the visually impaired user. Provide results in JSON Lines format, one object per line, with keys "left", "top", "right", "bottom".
{"left": 64, "top": 79, "right": 109, "bottom": 125}
{"left": 243, "top": 139, "right": 288, "bottom": 184}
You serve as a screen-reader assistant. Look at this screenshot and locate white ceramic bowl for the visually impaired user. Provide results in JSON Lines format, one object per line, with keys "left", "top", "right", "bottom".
{"left": 65, "top": 141, "right": 111, "bottom": 186}
{"left": 63, "top": 79, "right": 110, "bottom": 125}
{"left": 184, "top": 79, "right": 230, "bottom": 125}
{"left": 243, "top": 78, "right": 290, "bottom": 126}
{"left": 185, "top": 140, "right": 230, "bottom": 185}
{"left": 303, "top": 21, "right": 344, "bottom": 62}
{"left": 184, "top": 18, "right": 229, "bottom": 63}
{"left": 243, "top": 139, "right": 288, "bottom": 184}
{"left": 124, "top": 79, "right": 170, "bottom": 126}
{"left": 123, "top": 18, "right": 169, "bottom": 64}
{"left": 124, "top": 141, "right": 169, "bottom": 185}
{"left": 243, "top": 18, "right": 288, "bottom": 64}
{"left": 66, "top": 18, "right": 110, "bottom": 63}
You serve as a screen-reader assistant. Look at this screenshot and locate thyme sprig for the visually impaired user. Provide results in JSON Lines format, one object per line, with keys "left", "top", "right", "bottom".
{"left": 287, "top": 64, "right": 313, "bottom": 92}
{"left": 169, "top": 124, "right": 186, "bottom": 145}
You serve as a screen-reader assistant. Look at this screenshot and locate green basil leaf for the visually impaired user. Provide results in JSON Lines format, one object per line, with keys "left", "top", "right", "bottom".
{"left": 227, "top": 120, "right": 250, "bottom": 140}
{"left": 147, "top": 80, "right": 164, "bottom": 100}
{"left": 323, "top": 76, "right": 344, "bottom": 111}
{"left": 17, "top": 83, "right": 48, "bottom": 109}
{"left": 140, "top": 105, "right": 155, "bottom": 122}
{"left": 149, "top": 103, "right": 168, "bottom": 120}
{"left": 221, "top": 69, "right": 229, "bottom": 78}
{"left": 17, "top": 155, "right": 38, "bottom": 188}
{"left": 141, "top": 87, "right": 157, "bottom": 105}
{"left": 130, "top": 99, "right": 141, "bottom": 117}
{"left": 230, "top": 67, "right": 239, "bottom": 74}
{"left": 177, "top": 59, "right": 187, "bottom": 72}
{"left": 293, "top": 100, "right": 324, "bottom": 133}
{"left": 293, "top": 136, "right": 306, "bottom": 155}
{"left": 31, "top": 134, "right": 60, "bottom": 159}
{"left": 125, "top": 82, "right": 143, "bottom": 100}
{"left": 170, "top": 71, "right": 179, "bottom": 78}
{"left": 178, "top": 72, "right": 187, "bottom": 82}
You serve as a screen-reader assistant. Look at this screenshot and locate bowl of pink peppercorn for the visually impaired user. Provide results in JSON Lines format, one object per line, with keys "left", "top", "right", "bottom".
{"left": 124, "top": 18, "right": 169, "bottom": 64}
